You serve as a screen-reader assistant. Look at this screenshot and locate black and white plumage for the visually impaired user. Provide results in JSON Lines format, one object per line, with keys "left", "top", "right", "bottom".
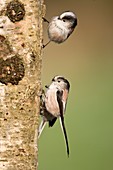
{"left": 43, "top": 11, "right": 77, "bottom": 47}
{"left": 39, "top": 76, "right": 70, "bottom": 156}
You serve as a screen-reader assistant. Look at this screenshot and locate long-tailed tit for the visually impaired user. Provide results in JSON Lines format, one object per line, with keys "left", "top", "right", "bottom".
{"left": 39, "top": 76, "right": 70, "bottom": 156}
{"left": 43, "top": 11, "right": 77, "bottom": 48}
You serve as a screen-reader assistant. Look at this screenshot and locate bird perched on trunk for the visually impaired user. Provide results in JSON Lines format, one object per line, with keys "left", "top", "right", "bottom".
{"left": 39, "top": 75, "right": 70, "bottom": 156}
{"left": 43, "top": 11, "right": 77, "bottom": 48}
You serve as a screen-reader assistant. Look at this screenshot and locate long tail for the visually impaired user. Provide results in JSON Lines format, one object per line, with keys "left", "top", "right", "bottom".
{"left": 59, "top": 117, "right": 70, "bottom": 157}
{"left": 38, "top": 118, "right": 47, "bottom": 138}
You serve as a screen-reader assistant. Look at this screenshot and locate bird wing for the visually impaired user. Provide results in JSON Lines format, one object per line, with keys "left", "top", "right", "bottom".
{"left": 49, "top": 117, "right": 57, "bottom": 127}
{"left": 56, "top": 90, "right": 70, "bottom": 156}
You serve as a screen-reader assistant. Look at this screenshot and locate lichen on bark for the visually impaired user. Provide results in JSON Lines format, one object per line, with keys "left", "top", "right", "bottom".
{"left": 0, "top": 0, "right": 45, "bottom": 169}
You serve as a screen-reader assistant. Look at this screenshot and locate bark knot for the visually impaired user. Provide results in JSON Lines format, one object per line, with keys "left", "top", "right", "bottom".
{"left": 0, "top": 56, "right": 25, "bottom": 85}
{"left": 6, "top": 0, "right": 25, "bottom": 23}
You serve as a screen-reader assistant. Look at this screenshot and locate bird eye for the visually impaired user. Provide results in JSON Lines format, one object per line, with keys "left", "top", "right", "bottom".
{"left": 63, "top": 19, "right": 65, "bottom": 22}
{"left": 58, "top": 80, "right": 60, "bottom": 83}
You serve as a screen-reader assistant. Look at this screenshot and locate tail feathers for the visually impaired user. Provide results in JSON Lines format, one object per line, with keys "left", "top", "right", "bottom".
{"left": 38, "top": 119, "right": 47, "bottom": 138}
{"left": 59, "top": 117, "right": 70, "bottom": 156}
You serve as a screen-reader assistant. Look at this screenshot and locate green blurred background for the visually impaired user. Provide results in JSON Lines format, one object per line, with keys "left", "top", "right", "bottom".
{"left": 39, "top": 0, "right": 113, "bottom": 170}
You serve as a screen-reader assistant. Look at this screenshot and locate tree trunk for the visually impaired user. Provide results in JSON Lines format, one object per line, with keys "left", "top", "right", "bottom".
{"left": 0, "top": 0, "right": 45, "bottom": 169}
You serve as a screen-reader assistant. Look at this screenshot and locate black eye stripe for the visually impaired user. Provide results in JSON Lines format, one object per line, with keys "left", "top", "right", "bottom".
{"left": 62, "top": 16, "right": 74, "bottom": 20}
{"left": 57, "top": 77, "right": 70, "bottom": 90}
{"left": 61, "top": 16, "right": 77, "bottom": 28}
{"left": 51, "top": 76, "right": 70, "bottom": 90}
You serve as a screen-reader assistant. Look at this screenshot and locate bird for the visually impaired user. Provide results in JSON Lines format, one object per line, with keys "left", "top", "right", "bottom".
{"left": 39, "top": 75, "right": 70, "bottom": 156}
{"left": 43, "top": 11, "right": 77, "bottom": 48}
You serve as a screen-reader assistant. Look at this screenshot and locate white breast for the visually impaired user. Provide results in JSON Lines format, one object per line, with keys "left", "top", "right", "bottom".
{"left": 48, "top": 17, "right": 69, "bottom": 43}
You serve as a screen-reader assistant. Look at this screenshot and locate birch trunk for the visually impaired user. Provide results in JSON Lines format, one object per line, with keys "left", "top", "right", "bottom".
{"left": 0, "top": 0, "right": 45, "bottom": 169}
